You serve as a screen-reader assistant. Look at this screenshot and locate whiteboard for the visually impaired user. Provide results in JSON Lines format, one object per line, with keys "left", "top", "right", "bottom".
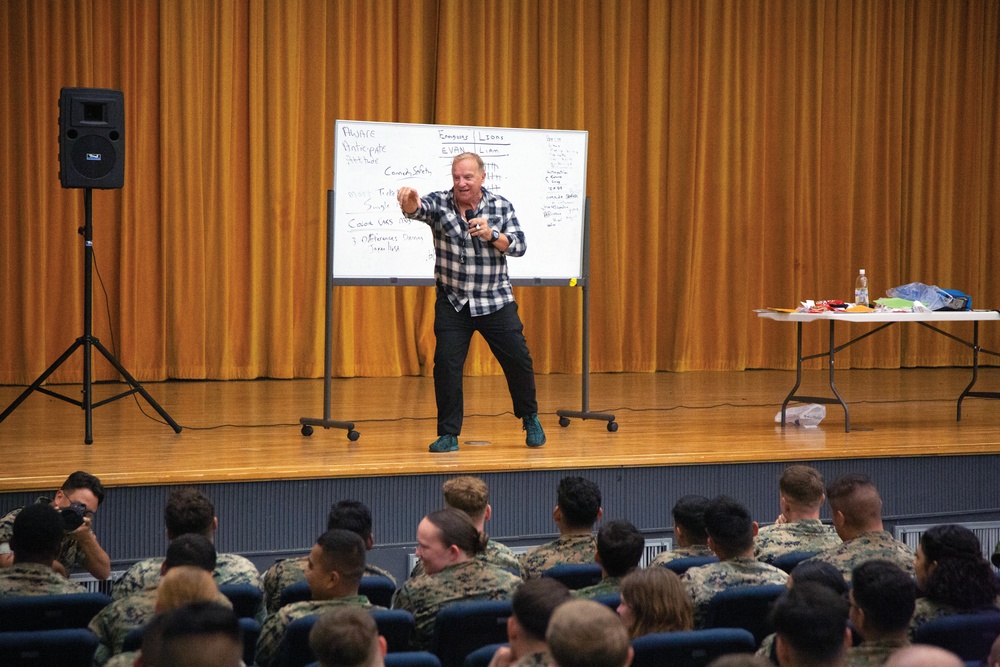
{"left": 331, "top": 120, "right": 588, "bottom": 285}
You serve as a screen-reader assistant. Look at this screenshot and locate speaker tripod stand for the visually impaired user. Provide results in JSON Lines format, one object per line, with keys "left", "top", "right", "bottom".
{"left": 0, "top": 188, "right": 182, "bottom": 444}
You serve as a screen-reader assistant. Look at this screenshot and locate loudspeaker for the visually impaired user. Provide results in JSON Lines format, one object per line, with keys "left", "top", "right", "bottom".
{"left": 58, "top": 87, "right": 125, "bottom": 189}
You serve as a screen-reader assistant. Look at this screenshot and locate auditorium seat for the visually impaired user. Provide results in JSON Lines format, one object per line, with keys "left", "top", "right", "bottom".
{"left": 630, "top": 627, "right": 756, "bottom": 667}
{"left": 539, "top": 563, "right": 603, "bottom": 590}
{"left": 656, "top": 556, "right": 718, "bottom": 576}
{"left": 702, "top": 584, "right": 786, "bottom": 644}
{"left": 429, "top": 599, "right": 512, "bottom": 667}
{"left": 0, "top": 628, "right": 100, "bottom": 666}
{"left": 769, "top": 551, "right": 818, "bottom": 574}
{"left": 912, "top": 610, "right": 1000, "bottom": 662}
{"left": 281, "top": 609, "right": 415, "bottom": 667}
{"left": 0, "top": 592, "right": 111, "bottom": 631}
{"left": 279, "top": 575, "right": 396, "bottom": 610}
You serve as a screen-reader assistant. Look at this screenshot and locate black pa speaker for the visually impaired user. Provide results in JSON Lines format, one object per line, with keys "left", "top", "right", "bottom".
{"left": 58, "top": 87, "right": 125, "bottom": 189}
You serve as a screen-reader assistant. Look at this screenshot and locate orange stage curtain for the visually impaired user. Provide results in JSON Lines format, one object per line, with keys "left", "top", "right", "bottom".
{"left": 1, "top": 0, "right": 997, "bottom": 385}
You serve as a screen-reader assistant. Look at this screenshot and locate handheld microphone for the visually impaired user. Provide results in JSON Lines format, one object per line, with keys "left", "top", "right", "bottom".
{"left": 465, "top": 209, "right": 481, "bottom": 254}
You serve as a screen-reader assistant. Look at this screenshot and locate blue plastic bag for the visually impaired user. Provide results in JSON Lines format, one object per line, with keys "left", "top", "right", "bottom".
{"left": 886, "top": 282, "right": 955, "bottom": 311}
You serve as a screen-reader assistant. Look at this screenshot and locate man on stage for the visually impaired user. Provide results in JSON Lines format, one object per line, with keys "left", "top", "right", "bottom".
{"left": 397, "top": 152, "right": 545, "bottom": 452}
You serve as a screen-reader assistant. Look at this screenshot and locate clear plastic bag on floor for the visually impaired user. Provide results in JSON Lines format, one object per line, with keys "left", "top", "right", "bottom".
{"left": 775, "top": 403, "right": 826, "bottom": 427}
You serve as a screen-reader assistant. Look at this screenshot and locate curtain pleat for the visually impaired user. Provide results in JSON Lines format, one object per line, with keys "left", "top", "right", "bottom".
{"left": 1, "top": 0, "right": 997, "bottom": 384}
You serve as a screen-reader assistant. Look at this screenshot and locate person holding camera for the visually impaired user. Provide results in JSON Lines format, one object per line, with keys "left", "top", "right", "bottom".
{"left": 0, "top": 503, "right": 89, "bottom": 596}
{"left": 0, "top": 470, "right": 111, "bottom": 580}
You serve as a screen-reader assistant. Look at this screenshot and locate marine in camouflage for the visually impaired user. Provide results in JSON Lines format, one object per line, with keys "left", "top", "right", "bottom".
{"left": 255, "top": 595, "right": 380, "bottom": 667}
{"left": 754, "top": 519, "right": 842, "bottom": 563}
{"left": 513, "top": 651, "right": 552, "bottom": 667}
{"left": 391, "top": 558, "right": 521, "bottom": 649}
{"left": 519, "top": 534, "right": 596, "bottom": 579}
{"left": 263, "top": 554, "right": 396, "bottom": 614}
{"left": 113, "top": 552, "right": 263, "bottom": 600}
{"left": 0, "top": 499, "right": 90, "bottom": 571}
{"left": 846, "top": 637, "right": 909, "bottom": 667}
{"left": 681, "top": 557, "right": 789, "bottom": 627}
{"left": 803, "top": 531, "right": 914, "bottom": 583}
{"left": 907, "top": 597, "right": 977, "bottom": 637}
{"left": 0, "top": 562, "right": 88, "bottom": 597}
{"left": 410, "top": 539, "right": 525, "bottom": 579}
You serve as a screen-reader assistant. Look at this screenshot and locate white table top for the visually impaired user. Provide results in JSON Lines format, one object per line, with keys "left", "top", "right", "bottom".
{"left": 756, "top": 309, "right": 1000, "bottom": 323}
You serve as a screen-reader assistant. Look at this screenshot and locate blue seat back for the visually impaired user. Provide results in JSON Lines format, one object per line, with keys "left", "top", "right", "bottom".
{"left": 429, "top": 599, "right": 513, "bottom": 667}
{"left": 657, "top": 556, "right": 719, "bottom": 575}
{"left": 769, "top": 551, "right": 818, "bottom": 574}
{"left": 540, "top": 563, "right": 603, "bottom": 590}
{"left": 703, "top": 584, "right": 786, "bottom": 644}
{"left": 217, "top": 583, "right": 263, "bottom": 618}
{"left": 0, "top": 628, "right": 100, "bottom": 666}
{"left": 385, "top": 652, "right": 444, "bottom": 667}
{"left": 359, "top": 575, "right": 397, "bottom": 608}
{"left": 462, "top": 643, "right": 505, "bottom": 667}
{"left": 280, "top": 580, "right": 312, "bottom": 609}
{"left": 592, "top": 593, "right": 621, "bottom": 610}
{"left": 631, "top": 628, "right": 756, "bottom": 667}
{"left": 912, "top": 610, "right": 1000, "bottom": 662}
{"left": 0, "top": 592, "right": 112, "bottom": 631}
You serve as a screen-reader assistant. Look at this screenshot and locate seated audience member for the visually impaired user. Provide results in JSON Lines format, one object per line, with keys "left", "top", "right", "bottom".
{"left": 881, "top": 645, "right": 963, "bottom": 667}
{"left": 756, "top": 560, "right": 849, "bottom": 661}
{"left": 804, "top": 474, "right": 914, "bottom": 582}
{"left": 909, "top": 523, "right": 1000, "bottom": 634}
{"left": 103, "top": 565, "right": 225, "bottom": 667}
{"left": 574, "top": 519, "right": 644, "bottom": 599}
{"left": 546, "top": 599, "right": 633, "bottom": 667}
{"left": 139, "top": 600, "right": 244, "bottom": 667}
{"left": 410, "top": 476, "right": 524, "bottom": 578}
{"left": 681, "top": 495, "right": 788, "bottom": 626}
{"left": 113, "top": 487, "right": 262, "bottom": 601}
{"left": 256, "top": 529, "right": 383, "bottom": 667}
{"left": 650, "top": 495, "right": 715, "bottom": 566}
{"left": 707, "top": 657, "right": 775, "bottom": 667}
{"left": 392, "top": 508, "right": 521, "bottom": 649}
{"left": 755, "top": 465, "right": 841, "bottom": 563}
{"left": 520, "top": 476, "right": 602, "bottom": 579}
{"left": 89, "top": 534, "right": 229, "bottom": 665}
{"left": 0, "top": 470, "right": 111, "bottom": 580}
{"left": 264, "top": 499, "right": 395, "bottom": 615}
{"left": 487, "top": 577, "right": 573, "bottom": 667}
{"left": 310, "top": 606, "right": 388, "bottom": 667}
{"left": 846, "top": 560, "right": 916, "bottom": 666}
{"left": 770, "top": 582, "right": 850, "bottom": 667}
{"left": 616, "top": 566, "right": 694, "bottom": 639}
{"left": 0, "top": 503, "right": 88, "bottom": 596}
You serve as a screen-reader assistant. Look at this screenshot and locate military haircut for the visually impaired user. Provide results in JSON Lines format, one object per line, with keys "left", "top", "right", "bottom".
{"left": 316, "top": 528, "right": 368, "bottom": 584}
{"left": 153, "top": 601, "right": 242, "bottom": 667}
{"left": 779, "top": 464, "right": 826, "bottom": 506}
{"left": 788, "top": 560, "right": 848, "bottom": 596}
{"left": 596, "top": 519, "right": 644, "bottom": 577}
{"left": 826, "top": 474, "right": 882, "bottom": 529}
{"left": 556, "top": 476, "right": 602, "bottom": 529}
{"left": 547, "top": 599, "right": 631, "bottom": 667}
{"left": 327, "top": 500, "right": 374, "bottom": 541}
{"left": 511, "top": 577, "right": 573, "bottom": 640}
{"left": 10, "top": 503, "right": 64, "bottom": 562}
{"left": 703, "top": 495, "right": 755, "bottom": 557}
{"left": 164, "top": 533, "right": 217, "bottom": 573}
{"left": 850, "top": 559, "right": 916, "bottom": 634}
{"left": 770, "top": 582, "right": 849, "bottom": 664}
{"left": 309, "top": 606, "right": 380, "bottom": 667}
{"left": 672, "top": 495, "right": 710, "bottom": 543}
{"left": 442, "top": 476, "right": 490, "bottom": 519}
{"left": 164, "top": 487, "right": 215, "bottom": 539}
{"left": 61, "top": 470, "right": 106, "bottom": 506}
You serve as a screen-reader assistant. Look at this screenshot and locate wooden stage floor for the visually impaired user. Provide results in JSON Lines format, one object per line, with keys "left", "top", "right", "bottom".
{"left": 1, "top": 368, "right": 998, "bottom": 493}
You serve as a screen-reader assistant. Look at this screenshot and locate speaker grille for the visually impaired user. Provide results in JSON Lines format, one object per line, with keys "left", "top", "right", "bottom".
{"left": 70, "top": 135, "right": 118, "bottom": 180}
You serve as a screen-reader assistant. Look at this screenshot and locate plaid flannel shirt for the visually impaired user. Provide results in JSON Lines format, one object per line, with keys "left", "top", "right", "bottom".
{"left": 404, "top": 186, "right": 526, "bottom": 316}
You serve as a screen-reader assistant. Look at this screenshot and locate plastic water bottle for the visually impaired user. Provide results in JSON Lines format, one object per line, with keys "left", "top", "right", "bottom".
{"left": 854, "top": 269, "right": 869, "bottom": 307}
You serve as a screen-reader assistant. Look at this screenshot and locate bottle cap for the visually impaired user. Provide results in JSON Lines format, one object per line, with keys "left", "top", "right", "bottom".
{"left": 859, "top": 269, "right": 866, "bottom": 275}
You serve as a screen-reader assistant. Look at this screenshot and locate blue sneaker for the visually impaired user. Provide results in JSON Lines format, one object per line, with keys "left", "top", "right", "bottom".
{"left": 522, "top": 414, "right": 546, "bottom": 447}
{"left": 429, "top": 434, "right": 459, "bottom": 453}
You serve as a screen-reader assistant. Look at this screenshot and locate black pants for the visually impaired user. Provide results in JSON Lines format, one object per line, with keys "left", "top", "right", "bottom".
{"left": 433, "top": 290, "right": 538, "bottom": 436}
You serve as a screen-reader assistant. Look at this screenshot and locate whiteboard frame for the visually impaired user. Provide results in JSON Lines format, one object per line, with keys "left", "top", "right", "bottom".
{"left": 330, "top": 120, "right": 588, "bottom": 287}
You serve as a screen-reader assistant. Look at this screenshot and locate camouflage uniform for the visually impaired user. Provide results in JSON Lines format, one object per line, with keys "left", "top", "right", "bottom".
{"left": 392, "top": 558, "right": 521, "bottom": 649}
{"left": 755, "top": 633, "right": 777, "bottom": 663}
{"left": 907, "top": 597, "right": 970, "bottom": 637}
{"left": 754, "top": 520, "right": 841, "bottom": 563}
{"left": 513, "top": 652, "right": 552, "bottom": 667}
{"left": 681, "top": 556, "right": 789, "bottom": 627}
{"left": 0, "top": 562, "right": 88, "bottom": 597}
{"left": 572, "top": 575, "right": 623, "bottom": 600}
{"left": 263, "top": 554, "right": 396, "bottom": 614}
{"left": 103, "top": 651, "right": 140, "bottom": 667}
{"left": 255, "top": 595, "right": 380, "bottom": 667}
{"left": 113, "top": 552, "right": 263, "bottom": 600}
{"left": 648, "top": 543, "right": 715, "bottom": 567}
{"left": 410, "top": 539, "right": 525, "bottom": 579}
{"left": 89, "top": 587, "right": 232, "bottom": 665}
{"left": 803, "top": 531, "right": 914, "bottom": 583}
{"left": 519, "top": 534, "right": 596, "bottom": 579}
{"left": 846, "top": 638, "right": 909, "bottom": 667}
{"left": 0, "top": 498, "right": 89, "bottom": 572}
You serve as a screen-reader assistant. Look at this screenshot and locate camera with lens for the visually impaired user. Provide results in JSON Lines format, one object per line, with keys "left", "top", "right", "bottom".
{"left": 60, "top": 501, "right": 88, "bottom": 532}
